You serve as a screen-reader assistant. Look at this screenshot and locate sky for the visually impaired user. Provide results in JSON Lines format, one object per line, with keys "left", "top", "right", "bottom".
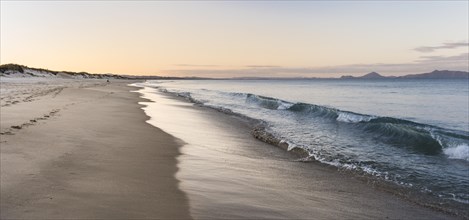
{"left": 1, "top": 1, "right": 468, "bottom": 77}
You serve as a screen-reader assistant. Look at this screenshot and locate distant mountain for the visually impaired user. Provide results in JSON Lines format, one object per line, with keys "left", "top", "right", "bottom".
{"left": 399, "top": 70, "right": 469, "bottom": 79}
{"left": 361, "top": 72, "right": 386, "bottom": 79}
{"left": 339, "top": 75, "right": 355, "bottom": 79}
{"left": 340, "top": 72, "right": 387, "bottom": 79}
{"left": 340, "top": 70, "right": 468, "bottom": 79}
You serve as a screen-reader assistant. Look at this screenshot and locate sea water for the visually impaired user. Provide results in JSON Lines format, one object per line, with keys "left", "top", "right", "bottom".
{"left": 141, "top": 79, "right": 469, "bottom": 204}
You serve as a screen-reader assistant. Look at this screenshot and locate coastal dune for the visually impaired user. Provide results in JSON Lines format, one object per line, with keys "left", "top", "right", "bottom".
{"left": 0, "top": 80, "right": 190, "bottom": 219}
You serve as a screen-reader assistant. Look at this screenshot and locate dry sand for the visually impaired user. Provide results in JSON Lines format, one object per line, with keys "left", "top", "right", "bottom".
{"left": 0, "top": 79, "right": 190, "bottom": 219}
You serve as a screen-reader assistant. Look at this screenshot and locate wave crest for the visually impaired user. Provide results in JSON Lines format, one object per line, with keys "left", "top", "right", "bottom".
{"left": 443, "top": 144, "right": 469, "bottom": 161}
{"left": 246, "top": 94, "right": 294, "bottom": 110}
{"left": 337, "top": 112, "right": 376, "bottom": 123}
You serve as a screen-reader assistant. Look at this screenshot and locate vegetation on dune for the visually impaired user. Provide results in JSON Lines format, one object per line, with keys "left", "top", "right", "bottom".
{"left": 0, "top": 63, "right": 128, "bottom": 79}
{"left": 0, "top": 63, "right": 60, "bottom": 75}
{"left": 0, "top": 63, "right": 174, "bottom": 79}
{"left": 0, "top": 64, "right": 25, "bottom": 73}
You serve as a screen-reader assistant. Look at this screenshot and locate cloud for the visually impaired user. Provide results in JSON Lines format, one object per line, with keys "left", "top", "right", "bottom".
{"left": 162, "top": 53, "right": 469, "bottom": 78}
{"left": 417, "top": 52, "right": 468, "bottom": 63}
{"left": 173, "top": 64, "right": 220, "bottom": 67}
{"left": 244, "top": 65, "right": 282, "bottom": 68}
{"left": 414, "top": 42, "right": 469, "bottom": 53}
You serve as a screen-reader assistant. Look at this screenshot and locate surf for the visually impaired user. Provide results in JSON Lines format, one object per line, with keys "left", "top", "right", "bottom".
{"left": 143, "top": 79, "right": 469, "bottom": 205}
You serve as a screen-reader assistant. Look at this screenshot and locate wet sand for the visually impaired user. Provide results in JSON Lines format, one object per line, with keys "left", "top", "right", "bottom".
{"left": 0, "top": 80, "right": 191, "bottom": 219}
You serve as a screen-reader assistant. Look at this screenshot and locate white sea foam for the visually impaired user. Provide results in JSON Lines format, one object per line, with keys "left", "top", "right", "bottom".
{"left": 284, "top": 140, "right": 297, "bottom": 151}
{"left": 277, "top": 101, "right": 294, "bottom": 110}
{"left": 443, "top": 144, "right": 469, "bottom": 161}
{"left": 177, "top": 92, "right": 191, "bottom": 99}
{"left": 336, "top": 112, "right": 376, "bottom": 123}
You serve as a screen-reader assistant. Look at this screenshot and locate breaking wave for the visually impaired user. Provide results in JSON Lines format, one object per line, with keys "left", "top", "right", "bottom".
{"left": 168, "top": 90, "right": 469, "bottom": 159}
{"left": 144, "top": 82, "right": 469, "bottom": 206}
{"left": 244, "top": 93, "right": 468, "bottom": 156}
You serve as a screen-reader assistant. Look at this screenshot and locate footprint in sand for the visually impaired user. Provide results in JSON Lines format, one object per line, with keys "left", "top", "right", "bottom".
{"left": 0, "top": 131, "right": 14, "bottom": 135}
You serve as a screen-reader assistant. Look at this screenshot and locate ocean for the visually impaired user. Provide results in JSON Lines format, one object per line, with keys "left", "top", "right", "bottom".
{"left": 140, "top": 79, "right": 469, "bottom": 206}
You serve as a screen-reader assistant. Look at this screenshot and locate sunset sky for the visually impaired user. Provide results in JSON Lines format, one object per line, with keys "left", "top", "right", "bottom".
{"left": 1, "top": 1, "right": 468, "bottom": 77}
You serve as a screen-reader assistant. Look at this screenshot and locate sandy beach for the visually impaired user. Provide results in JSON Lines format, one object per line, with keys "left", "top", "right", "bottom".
{"left": 1, "top": 79, "right": 190, "bottom": 219}
{"left": 0, "top": 78, "right": 462, "bottom": 219}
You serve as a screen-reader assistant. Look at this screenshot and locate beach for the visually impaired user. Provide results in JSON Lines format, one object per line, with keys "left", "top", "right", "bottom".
{"left": 0, "top": 78, "right": 461, "bottom": 219}
{"left": 1, "top": 79, "right": 190, "bottom": 219}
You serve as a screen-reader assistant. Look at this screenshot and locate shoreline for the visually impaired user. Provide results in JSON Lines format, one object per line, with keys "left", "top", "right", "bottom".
{"left": 0, "top": 78, "right": 464, "bottom": 219}
{"left": 148, "top": 84, "right": 468, "bottom": 219}
{"left": 1, "top": 79, "right": 191, "bottom": 219}
{"left": 136, "top": 85, "right": 463, "bottom": 219}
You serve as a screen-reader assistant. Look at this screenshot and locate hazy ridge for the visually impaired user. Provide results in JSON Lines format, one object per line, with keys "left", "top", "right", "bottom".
{"left": 1, "top": 63, "right": 468, "bottom": 80}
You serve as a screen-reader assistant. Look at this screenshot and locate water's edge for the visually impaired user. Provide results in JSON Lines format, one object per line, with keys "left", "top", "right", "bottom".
{"left": 133, "top": 83, "right": 468, "bottom": 218}
{"left": 163, "top": 87, "right": 468, "bottom": 218}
